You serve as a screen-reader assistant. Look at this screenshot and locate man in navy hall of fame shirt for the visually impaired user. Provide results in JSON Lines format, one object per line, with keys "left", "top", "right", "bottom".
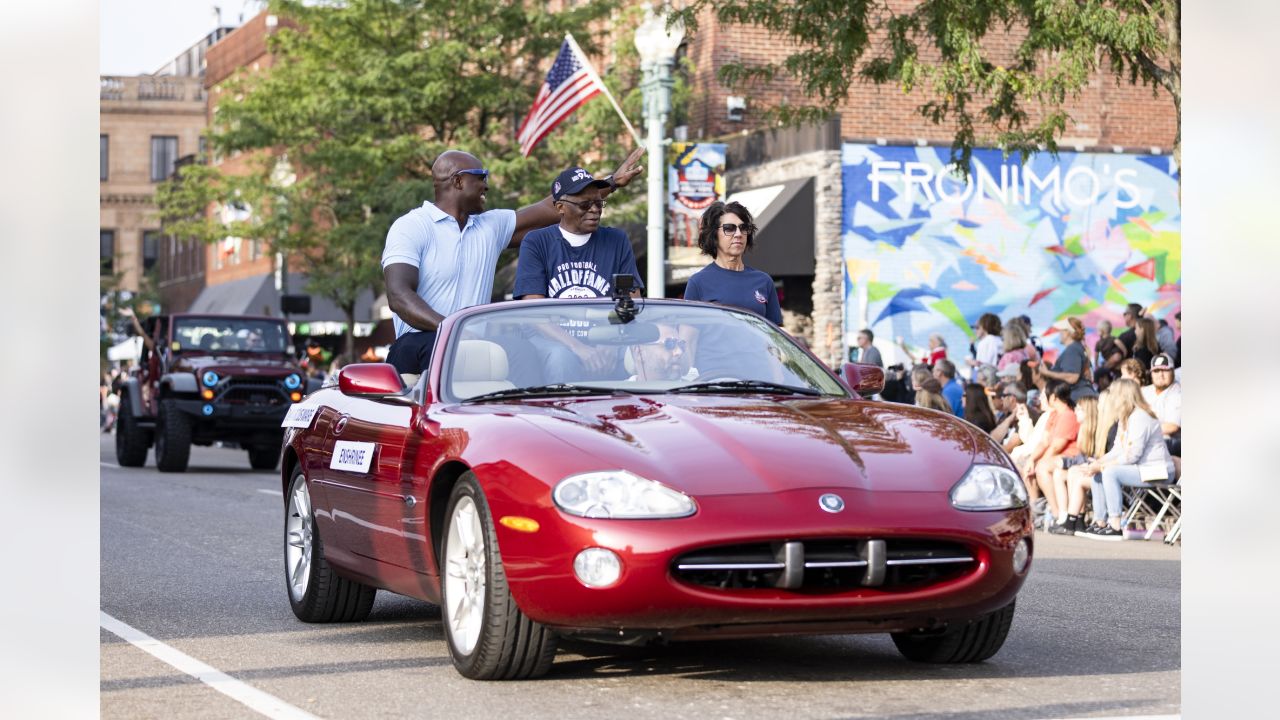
{"left": 514, "top": 166, "right": 643, "bottom": 382}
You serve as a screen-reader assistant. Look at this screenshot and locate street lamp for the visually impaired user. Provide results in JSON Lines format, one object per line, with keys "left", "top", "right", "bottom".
{"left": 634, "top": 2, "right": 684, "bottom": 299}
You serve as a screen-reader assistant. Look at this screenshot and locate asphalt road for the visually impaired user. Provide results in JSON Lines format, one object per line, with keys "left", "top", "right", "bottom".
{"left": 100, "top": 434, "right": 1180, "bottom": 720}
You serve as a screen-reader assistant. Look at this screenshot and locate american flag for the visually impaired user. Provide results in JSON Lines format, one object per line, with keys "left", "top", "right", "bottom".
{"left": 516, "top": 37, "right": 608, "bottom": 157}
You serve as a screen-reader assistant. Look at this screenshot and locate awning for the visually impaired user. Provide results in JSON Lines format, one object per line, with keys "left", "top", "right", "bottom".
{"left": 186, "top": 273, "right": 377, "bottom": 323}
{"left": 666, "top": 176, "right": 814, "bottom": 285}
{"left": 726, "top": 176, "right": 814, "bottom": 278}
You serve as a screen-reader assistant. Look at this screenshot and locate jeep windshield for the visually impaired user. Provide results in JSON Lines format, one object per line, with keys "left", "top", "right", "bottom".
{"left": 172, "top": 317, "right": 291, "bottom": 354}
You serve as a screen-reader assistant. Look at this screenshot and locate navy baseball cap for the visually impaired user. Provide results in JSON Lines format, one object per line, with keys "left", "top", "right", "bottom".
{"left": 552, "top": 167, "right": 610, "bottom": 201}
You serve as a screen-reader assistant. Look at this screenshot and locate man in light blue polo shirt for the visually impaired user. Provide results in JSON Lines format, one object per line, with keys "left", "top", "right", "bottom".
{"left": 381, "top": 148, "right": 644, "bottom": 375}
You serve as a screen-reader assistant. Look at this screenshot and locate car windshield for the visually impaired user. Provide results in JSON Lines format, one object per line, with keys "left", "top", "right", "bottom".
{"left": 172, "top": 317, "right": 291, "bottom": 354}
{"left": 442, "top": 301, "right": 848, "bottom": 402}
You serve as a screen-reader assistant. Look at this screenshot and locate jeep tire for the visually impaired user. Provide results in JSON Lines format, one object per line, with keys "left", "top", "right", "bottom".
{"left": 115, "top": 398, "right": 150, "bottom": 467}
{"left": 155, "top": 399, "right": 192, "bottom": 473}
{"left": 249, "top": 444, "right": 281, "bottom": 471}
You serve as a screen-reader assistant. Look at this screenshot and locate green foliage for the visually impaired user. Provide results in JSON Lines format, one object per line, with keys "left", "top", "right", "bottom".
{"left": 157, "top": 0, "right": 659, "bottom": 353}
{"left": 676, "top": 0, "right": 1180, "bottom": 172}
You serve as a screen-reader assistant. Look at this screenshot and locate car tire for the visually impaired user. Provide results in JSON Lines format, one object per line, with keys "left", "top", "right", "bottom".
{"left": 441, "top": 472, "right": 557, "bottom": 680}
{"left": 285, "top": 467, "right": 376, "bottom": 622}
{"left": 154, "top": 399, "right": 192, "bottom": 473}
{"left": 891, "top": 600, "right": 1016, "bottom": 663}
{"left": 248, "top": 444, "right": 281, "bottom": 471}
{"left": 115, "top": 398, "right": 150, "bottom": 468}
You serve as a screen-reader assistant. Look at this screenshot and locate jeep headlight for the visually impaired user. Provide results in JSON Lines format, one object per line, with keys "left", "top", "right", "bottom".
{"left": 553, "top": 471, "right": 696, "bottom": 519}
{"left": 950, "top": 464, "right": 1028, "bottom": 511}
{"left": 202, "top": 371, "right": 219, "bottom": 387}
{"left": 284, "top": 373, "right": 302, "bottom": 390}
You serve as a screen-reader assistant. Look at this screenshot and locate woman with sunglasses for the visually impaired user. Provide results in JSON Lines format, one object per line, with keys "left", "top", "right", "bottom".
{"left": 683, "top": 201, "right": 781, "bottom": 324}
{"left": 681, "top": 201, "right": 783, "bottom": 379}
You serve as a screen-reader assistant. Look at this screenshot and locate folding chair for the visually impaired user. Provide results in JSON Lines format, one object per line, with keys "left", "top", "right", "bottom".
{"left": 1122, "top": 478, "right": 1182, "bottom": 540}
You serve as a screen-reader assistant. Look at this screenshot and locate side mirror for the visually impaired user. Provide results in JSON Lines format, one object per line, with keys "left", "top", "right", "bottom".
{"left": 841, "top": 362, "right": 885, "bottom": 398}
{"left": 338, "top": 363, "right": 407, "bottom": 399}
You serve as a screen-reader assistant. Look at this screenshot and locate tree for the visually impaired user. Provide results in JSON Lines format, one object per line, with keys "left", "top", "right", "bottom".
{"left": 158, "top": 0, "right": 654, "bottom": 357}
{"left": 676, "top": 0, "right": 1180, "bottom": 172}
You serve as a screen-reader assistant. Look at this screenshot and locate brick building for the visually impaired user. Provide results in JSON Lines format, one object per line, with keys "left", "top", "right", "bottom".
{"left": 99, "top": 74, "right": 207, "bottom": 296}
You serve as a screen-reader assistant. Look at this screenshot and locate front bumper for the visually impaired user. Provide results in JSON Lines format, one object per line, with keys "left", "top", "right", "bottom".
{"left": 487, "top": 484, "right": 1032, "bottom": 636}
{"left": 169, "top": 398, "right": 289, "bottom": 426}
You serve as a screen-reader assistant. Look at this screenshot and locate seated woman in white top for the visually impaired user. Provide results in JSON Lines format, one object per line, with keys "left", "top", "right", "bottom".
{"left": 1081, "top": 378, "right": 1176, "bottom": 539}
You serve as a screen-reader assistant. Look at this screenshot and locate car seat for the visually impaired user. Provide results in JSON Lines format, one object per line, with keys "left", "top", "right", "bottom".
{"left": 450, "top": 340, "right": 514, "bottom": 399}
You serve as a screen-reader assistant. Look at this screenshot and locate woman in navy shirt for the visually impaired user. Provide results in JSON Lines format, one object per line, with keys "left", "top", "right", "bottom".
{"left": 683, "top": 201, "right": 782, "bottom": 323}
{"left": 683, "top": 201, "right": 783, "bottom": 377}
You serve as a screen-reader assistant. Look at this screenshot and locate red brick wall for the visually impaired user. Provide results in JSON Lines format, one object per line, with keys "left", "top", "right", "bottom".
{"left": 685, "top": 4, "right": 1177, "bottom": 151}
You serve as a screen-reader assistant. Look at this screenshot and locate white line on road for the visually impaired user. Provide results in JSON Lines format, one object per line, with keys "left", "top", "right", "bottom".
{"left": 100, "top": 611, "right": 321, "bottom": 720}
{"left": 258, "top": 488, "right": 283, "bottom": 496}
{"left": 100, "top": 461, "right": 121, "bottom": 469}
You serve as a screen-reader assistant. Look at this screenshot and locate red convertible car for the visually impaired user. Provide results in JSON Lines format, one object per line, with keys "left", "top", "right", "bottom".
{"left": 279, "top": 298, "right": 1032, "bottom": 680}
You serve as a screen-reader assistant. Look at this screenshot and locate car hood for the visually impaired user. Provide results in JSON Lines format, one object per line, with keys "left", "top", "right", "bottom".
{"left": 174, "top": 355, "right": 301, "bottom": 376}
{"left": 495, "top": 394, "right": 978, "bottom": 496}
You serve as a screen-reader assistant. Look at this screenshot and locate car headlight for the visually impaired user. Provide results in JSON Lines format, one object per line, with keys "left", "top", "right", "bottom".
{"left": 950, "top": 464, "right": 1028, "bottom": 511}
{"left": 284, "top": 373, "right": 302, "bottom": 390}
{"left": 553, "top": 470, "right": 696, "bottom": 519}
{"left": 202, "top": 371, "right": 219, "bottom": 387}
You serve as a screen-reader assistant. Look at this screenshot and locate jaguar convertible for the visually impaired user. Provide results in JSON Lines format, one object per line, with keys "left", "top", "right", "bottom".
{"left": 278, "top": 298, "right": 1032, "bottom": 680}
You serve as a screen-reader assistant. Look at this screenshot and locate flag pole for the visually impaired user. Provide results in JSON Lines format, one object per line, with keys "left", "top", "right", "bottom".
{"left": 566, "top": 33, "right": 643, "bottom": 147}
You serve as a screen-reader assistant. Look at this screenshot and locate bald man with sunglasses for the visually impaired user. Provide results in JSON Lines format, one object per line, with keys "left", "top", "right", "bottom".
{"left": 381, "top": 148, "right": 644, "bottom": 375}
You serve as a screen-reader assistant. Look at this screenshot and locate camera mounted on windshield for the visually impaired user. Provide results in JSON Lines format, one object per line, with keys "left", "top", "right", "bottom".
{"left": 610, "top": 273, "right": 637, "bottom": 324}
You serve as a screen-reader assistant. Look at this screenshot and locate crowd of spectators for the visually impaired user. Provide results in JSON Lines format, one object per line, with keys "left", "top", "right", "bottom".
{"left": 876, "top": 307, "right": 1181, "bottom": 541}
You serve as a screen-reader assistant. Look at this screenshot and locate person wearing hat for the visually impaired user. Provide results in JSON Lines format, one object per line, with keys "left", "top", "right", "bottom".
{"left": 513, "top": 166, "right": 646, "bottom": 381}
{"left": 1036, "top": 316, "right": 1097, "bottom": 402}
{"left": 381, "top": 148, "right": 645, "bottom": 375}
{"left": 1141, "top": 352, "right": 1181, "bottom": 457}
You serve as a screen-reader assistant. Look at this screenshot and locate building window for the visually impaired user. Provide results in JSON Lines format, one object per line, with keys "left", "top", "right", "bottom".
{"left": 142, "top": 231, "right": 161, "bottom": 272}
{"left": 100, "top": 135, "right": 109, "bottom": 181}
{"left": 100, "top": 230, "right": 115, "bottom": 275}
{"left": 150, "top": 136, "right": 178, "bottom": 182}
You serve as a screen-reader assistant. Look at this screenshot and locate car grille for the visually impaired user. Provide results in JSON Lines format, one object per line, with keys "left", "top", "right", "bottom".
{"left": 215, "top": 378, "right": 290, "bottom": 406}
{"left": 672, "top": 539, "right": 976, "bottom": 592}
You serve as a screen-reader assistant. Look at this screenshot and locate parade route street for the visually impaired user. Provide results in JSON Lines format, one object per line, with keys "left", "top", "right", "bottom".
{"left": 100, "top": 435, "right": 1180, "bottom": 719}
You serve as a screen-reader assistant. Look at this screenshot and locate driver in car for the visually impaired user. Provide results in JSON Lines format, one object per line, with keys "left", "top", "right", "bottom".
{"left": 628, "top": 323, "right": 695, "bottom": 382}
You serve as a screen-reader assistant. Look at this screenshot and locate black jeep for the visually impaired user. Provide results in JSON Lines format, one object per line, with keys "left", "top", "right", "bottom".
{"left": 115, "top": 313, "right": 317, "bottom": 472}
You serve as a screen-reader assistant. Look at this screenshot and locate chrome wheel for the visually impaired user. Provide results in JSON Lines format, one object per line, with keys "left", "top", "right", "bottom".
{"left": 444, "top": 495, "right": 486, "bottom": 656}
{"left": 286, "top": 477, "right": 313, "bottom": 602}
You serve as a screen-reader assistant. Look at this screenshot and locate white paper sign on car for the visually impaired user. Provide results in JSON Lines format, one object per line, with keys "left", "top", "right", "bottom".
{"left": 330, "top": 441, "right": 376, "bottom": 473}
{"left": 281, "top": 404, "right": 318, "bottom": 428}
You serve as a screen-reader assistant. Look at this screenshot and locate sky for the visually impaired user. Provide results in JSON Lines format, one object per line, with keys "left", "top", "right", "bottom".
{"left": 100, "top": 0, "right": 264, "bottom": 76}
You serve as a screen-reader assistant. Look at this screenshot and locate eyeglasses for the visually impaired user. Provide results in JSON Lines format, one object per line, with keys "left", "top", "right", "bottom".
{"left": 660, "top": 337, "right": 687, "bottom": 351}
{"left": 559, "top": 198, "right": 606, "bottom": 212}
{"left": 719, "top": 223, "right": 755, "bottom": 236}
{"left": 451, "top": 168, "right": 489, "bottom": 181}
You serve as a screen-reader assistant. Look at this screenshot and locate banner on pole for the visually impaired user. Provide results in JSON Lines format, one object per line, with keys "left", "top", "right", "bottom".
{"left": 666, "top": 142, "right": 727, "bottom": 285}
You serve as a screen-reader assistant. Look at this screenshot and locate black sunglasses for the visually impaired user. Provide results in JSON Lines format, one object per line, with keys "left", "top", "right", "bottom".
{"left": 559, "top": 198, "right": 606, "bottom": 212}
{"left": 661, "top": 337, "right": 687, "bottom": 351}
{"left": 451, "top": 168, "right": 489, "bottom": 181}
{"left": 720, "top": 223, "right": 755, "bottom": 235}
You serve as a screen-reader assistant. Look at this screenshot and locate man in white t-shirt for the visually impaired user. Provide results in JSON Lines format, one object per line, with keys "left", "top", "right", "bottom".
{"left": 381, "top": 148, "right": 644, "bottom": 375}
{"left": 1142, "top": 353, "right": 1181, "bottom": 456}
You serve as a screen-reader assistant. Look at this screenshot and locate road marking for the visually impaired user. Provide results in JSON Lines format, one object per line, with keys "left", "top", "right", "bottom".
{"left": 258, "top": 489, "right": 283, "bottom": 496}
{"left": 100, "top": 611, "right": 320, "bottom": 720}
{"left": 100, "top": 461, "right": 121, "bottom": 469}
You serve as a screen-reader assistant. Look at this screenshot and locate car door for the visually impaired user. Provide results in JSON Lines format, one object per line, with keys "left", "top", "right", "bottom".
{"left": 320, "top": 396, "right": 418, "bottom": 571}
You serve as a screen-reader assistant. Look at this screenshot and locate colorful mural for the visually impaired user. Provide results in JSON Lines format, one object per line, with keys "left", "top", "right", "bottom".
{"left": 841, "top": 143, "right": 1181, "bottom": 365}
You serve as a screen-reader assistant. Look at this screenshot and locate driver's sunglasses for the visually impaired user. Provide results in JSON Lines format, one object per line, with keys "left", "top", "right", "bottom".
{"left": 661, "top": 337, "right": 687, "bottom": 351}
{"left": 451, "top": 168, "right": 489, "bottom": 181}
{"left": 559, "top": 198, "right": 606, "bottom": 212}
{"left": 720, "top": 222, "right": 756, "bottom": 235}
